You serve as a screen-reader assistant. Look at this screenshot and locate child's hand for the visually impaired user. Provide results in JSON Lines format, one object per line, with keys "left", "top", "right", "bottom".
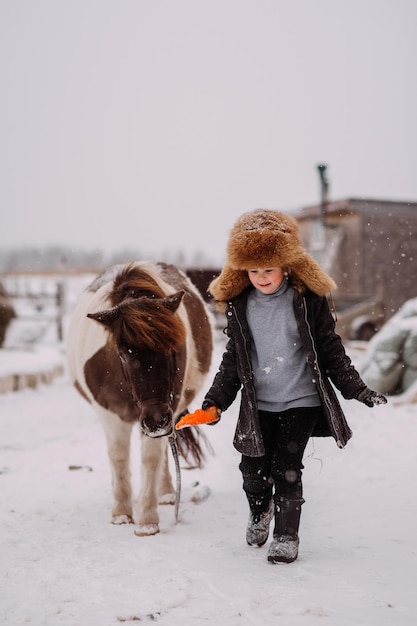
{"left": 201, "top": 400, "right": 222, "bottom": 426}
{"left": 175, "top": 405, "right": 221, "bottom": 430}
{"left": 356, "top": 387, "right": 387, "bottom": 407}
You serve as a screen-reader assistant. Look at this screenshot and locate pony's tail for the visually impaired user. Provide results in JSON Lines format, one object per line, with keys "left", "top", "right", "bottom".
{"left": 175, "top": 427, "right": 214, "bottom": 469}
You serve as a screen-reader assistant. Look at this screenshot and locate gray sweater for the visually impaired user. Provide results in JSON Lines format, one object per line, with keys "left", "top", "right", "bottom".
{"left": 246, "top": 278, "right": 320, "bottom": 412}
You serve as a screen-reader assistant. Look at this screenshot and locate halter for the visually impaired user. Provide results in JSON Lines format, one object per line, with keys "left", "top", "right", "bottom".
{"left": 120, "top": 347, "right": 182, "bottom": 522}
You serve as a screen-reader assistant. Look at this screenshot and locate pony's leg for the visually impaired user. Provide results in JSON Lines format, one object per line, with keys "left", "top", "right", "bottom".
{"left": 135, "top": 435, "right": 166, "bottom": 536}
{"left": 99, "top": 409, "right": 134, "bottom": 524}
{"left": 159, "top": 444, "right": 176, "bottom": 505}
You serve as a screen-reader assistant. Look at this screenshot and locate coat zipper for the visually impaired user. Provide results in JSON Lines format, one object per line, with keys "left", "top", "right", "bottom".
{"left": 232, "top": 304, "right": 253, "bottom": 384}
{"left": 302, "top": 297, "right": 345, "bottom": 448}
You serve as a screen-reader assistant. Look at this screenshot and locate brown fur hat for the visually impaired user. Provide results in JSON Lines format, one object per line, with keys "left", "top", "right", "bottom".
{"left": 209, "top": 209, "right": 336, "bottom": 309}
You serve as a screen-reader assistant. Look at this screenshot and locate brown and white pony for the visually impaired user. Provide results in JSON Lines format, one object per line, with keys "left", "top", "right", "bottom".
{"left": 66, "top": 261, "right": 213, "bottom": 535}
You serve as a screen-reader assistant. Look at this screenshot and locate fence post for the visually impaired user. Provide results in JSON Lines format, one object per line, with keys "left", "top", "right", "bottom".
{"left": 56, "top": 280, "right": 66, "bottom": 342}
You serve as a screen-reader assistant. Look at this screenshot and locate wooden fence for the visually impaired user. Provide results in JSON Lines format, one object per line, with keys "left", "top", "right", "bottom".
{"left": 1, "top": 274, "right": 67, "bottom": 342}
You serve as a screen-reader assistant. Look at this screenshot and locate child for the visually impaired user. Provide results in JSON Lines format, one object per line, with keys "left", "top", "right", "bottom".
{"left": 200, "top": 209, "right": 386, "bottom": 564}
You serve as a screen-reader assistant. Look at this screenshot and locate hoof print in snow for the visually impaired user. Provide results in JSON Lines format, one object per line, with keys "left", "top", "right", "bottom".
{"left": 190, "top": 484, "right": 211, "bottom": 504}
{"left": 68, "top": 464, "right": 93, "bottom": 472}
{"left": 117, "top": 613, "right": 161, "bottom": 622}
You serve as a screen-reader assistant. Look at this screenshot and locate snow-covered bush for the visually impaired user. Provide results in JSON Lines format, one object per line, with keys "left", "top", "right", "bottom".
{"left": 0, "top": 283, "right": 16, "bottom": 348}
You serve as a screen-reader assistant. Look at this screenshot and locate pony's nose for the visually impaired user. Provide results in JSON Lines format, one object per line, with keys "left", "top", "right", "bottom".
{"left": 141, "top": 407, "right": 173, "bottom": 438}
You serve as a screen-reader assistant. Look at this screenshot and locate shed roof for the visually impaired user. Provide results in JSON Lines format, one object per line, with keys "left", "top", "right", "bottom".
{"left": 296, "top": 198, "right": 417, "bottom": 220}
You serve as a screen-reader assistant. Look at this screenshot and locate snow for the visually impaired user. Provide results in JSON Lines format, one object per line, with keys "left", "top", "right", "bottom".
{"left": 0, "top": 345, "right": 64, "bottom": 377}
{"left": 1, "top": 301, "right": 417, "bottom": 624}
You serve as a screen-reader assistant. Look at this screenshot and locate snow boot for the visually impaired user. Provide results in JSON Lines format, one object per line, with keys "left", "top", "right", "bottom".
{"left": 246, "top": 499, "right": 274, "bottom": 547}
{"left": 267, "top": 535, "right": 300, "bottom": 563}
{"left": 267, "top": 497, "right": 303, "bottom": 563}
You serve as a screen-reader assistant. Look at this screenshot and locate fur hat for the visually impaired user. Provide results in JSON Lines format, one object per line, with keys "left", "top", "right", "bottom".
{"left": 209, "top": 209, "right": 336, "bottom": 308}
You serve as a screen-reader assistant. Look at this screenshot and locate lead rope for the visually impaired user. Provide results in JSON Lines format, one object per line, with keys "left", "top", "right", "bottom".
{"left": 168, "top": 433, "right": 181, "bottom": 522}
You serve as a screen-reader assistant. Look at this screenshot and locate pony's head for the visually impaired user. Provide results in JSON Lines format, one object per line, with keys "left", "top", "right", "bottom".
{"left": 87, "top": 289, "right": 187, "bottom": 437}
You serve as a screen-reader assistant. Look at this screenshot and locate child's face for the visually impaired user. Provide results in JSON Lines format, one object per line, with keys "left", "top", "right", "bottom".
{"left": 248, "top": 267, "right": 285, "bottom": 294}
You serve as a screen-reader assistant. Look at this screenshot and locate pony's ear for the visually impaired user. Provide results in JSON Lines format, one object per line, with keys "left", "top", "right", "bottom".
{"left": 87, "top": 306, "right": 120, "bottom": 329}
{"left": 162, "top": 290, "right": 185, "bottom": 312}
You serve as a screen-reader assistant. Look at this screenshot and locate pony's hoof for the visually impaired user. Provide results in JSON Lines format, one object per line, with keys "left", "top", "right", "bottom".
{"left": 111, "top": 514, "right": 134, "bottom": 525}
{"left": 159, "top": 492, "right": 176, "bottom": 505}
{"left": 134, "top": 523, "right": 160, "bottom": 536}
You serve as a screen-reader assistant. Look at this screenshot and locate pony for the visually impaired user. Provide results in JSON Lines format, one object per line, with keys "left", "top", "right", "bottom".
{"left": 66, "top": 261, "right": 213, "bottom": 536}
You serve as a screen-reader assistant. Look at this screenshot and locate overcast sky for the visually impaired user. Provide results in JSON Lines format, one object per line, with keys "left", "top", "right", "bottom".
{"left": 1, "top": 0, "right": 416, "bottom": 266}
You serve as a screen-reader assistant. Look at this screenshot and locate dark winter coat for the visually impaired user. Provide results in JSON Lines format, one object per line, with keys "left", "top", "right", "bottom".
{"left": 204, "top": 286, "right": 368, "bottom": 457}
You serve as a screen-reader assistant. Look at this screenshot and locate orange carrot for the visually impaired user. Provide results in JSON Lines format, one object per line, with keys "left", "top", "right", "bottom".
{"left": 175, "top": 406, "right": 220, "bottom": 430}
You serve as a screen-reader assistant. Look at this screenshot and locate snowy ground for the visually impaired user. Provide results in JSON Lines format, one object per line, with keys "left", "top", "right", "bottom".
{"left": 1, "top": 328, "right": 417, "bottom": 625}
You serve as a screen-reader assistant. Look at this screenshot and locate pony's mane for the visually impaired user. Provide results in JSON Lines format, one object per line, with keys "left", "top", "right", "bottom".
{"left": 110, "top": 264, "right": 186, "bottom": 354}
{"left": 110, "top": 263, "right": 165, "bottom": 305}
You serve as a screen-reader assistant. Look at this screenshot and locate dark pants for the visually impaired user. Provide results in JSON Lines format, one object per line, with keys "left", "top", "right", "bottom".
{"left": 239, "top": 407, "right": 321, "bottom": 515}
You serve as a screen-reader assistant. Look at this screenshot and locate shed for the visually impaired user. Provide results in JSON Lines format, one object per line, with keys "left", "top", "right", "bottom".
{"left": 295, "top": 198, "right": 417, "bottom": 339}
